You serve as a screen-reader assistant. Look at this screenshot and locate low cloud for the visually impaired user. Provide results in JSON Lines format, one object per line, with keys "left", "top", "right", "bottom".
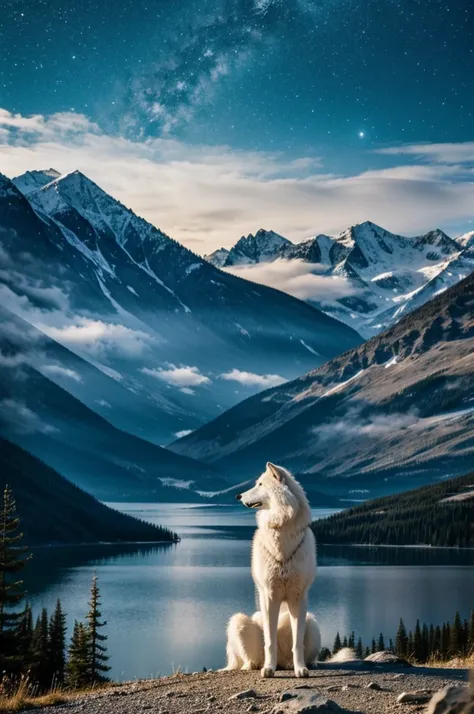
{"left": 0, "top": 398, "right": 58, "bottom": 435}
{"left": 41, "top": 364, "right": 82, "bottom": 382}
{"left": 174, "top": 429, "right": 193, "bottom": 438}
{"left": 224, "top": 259, "right": 356, "bottom": 302}
{"left": 220, "top": 368, "right": 286, "bottom": 388}
{"left": 44, "top": 319, "right": 155, "bottom": 359}
{"left": 141, "top": 364, "right": 211, "bottom": 388}
{"left": 315, "top": 408, "right": 420, "bottom": 442}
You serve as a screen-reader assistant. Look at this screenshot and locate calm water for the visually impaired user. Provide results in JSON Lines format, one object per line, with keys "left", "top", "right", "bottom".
{"left": 24, "top": 503, "right": 474, "bottom": 681}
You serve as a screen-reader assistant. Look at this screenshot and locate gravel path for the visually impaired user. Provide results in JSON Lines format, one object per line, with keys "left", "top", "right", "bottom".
{"left": 39, "top": 664, "right": 470, "bottom": 714}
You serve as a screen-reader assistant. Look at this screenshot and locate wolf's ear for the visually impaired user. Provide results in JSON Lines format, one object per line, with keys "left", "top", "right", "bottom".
{"left": 266, "top": 462, "right": 285, "bottom": 483}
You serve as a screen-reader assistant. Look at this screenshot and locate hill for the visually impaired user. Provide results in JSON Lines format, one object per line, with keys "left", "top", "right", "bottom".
{"left": 312, "top": 472, "right": 474, "bottom": 547}
{"left": 0, "top": 438, "right": 177, "bottom": 545}
{"left": 170, "top": 271, "right": 474, "bottom": 499}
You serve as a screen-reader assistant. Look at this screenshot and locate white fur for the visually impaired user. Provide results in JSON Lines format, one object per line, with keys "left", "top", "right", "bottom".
{"left": 328, "top": 647, "right": 358, "bottom": 663}
{"left": 224, "top": 609, "right": 321, "bottom": 671}
{"left": 228, "top": 463, "right": 317, "bottom": 678}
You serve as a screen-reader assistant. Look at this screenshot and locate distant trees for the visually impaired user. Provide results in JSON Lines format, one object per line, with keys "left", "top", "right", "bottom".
{"left": 326, "top": 610, "right": 474, "bottom": 664}
{"left": 0, "top": 485, "right": 111, "bottom": 693}
{"left": 312, "top": 472, "right": 474, "bottom": 548}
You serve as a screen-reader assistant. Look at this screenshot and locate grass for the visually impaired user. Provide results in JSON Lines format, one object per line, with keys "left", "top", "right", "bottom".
{"left": 420, "top": 653, "right": 474, "bottom": 669}
{"left": 0, "top": 675, "right": 112, "bottom": 713}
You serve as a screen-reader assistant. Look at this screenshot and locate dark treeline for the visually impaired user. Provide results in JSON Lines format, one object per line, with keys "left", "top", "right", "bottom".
{"left": 0, "top": 485, "right": 110, "bottom": 694}
{"left": 312, "top": 473, "right": 474, "bottom": 547}
{"left": 319, "top": 610, "right": 474, "bottom": 663}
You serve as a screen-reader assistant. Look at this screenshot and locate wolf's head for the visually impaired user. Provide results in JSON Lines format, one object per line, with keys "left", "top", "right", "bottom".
{"left": 236, "top": 462, "right": 311, "bottom": 528}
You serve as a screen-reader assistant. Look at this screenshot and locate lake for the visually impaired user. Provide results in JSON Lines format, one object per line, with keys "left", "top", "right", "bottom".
{"left": 25, "top": 503, "right": 474, "bottom": 681}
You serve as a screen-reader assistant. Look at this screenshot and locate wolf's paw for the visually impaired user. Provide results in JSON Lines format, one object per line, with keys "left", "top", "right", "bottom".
{"left": 261, "top": 666, "right": 275, "bottom": 678}
{"left": 295, "top": 666, "right": 309, "bottom": 678}
{"left": 242, "top": 662, "right": 257, "bottom": 671}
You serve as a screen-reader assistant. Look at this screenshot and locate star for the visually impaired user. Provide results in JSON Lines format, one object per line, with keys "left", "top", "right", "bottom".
{"left": 358, "top": 131, "right": 365, "bottom": 138}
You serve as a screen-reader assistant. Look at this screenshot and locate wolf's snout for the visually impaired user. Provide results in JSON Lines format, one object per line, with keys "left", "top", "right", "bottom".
{"left": 236, "top": 493, "right": 242, "bottom": 501}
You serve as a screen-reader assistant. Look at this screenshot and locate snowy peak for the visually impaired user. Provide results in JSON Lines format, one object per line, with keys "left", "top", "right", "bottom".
{"left": 13, "top": 168, "right": 61, "bottom": 195}
{"left": 0, "top": 172, "right": 20, "bottom": 197}
{"left": 209, "top": 228, "right": 293, "bottom": 267}
{"left": 456, "top": 230, "right": 474, "bottom": 250}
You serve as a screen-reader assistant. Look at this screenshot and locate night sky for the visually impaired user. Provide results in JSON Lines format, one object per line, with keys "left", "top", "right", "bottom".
{"left": 1, "top": 0, "right": 474, "bottom": 247}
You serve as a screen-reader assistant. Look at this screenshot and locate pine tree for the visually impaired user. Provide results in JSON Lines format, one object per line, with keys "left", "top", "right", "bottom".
{"left": 30, "top": 608, "right": 51, "bottom": 690}
{"left": 0, "top": 485, "right": 31, "bottom": 673}
{"left": 17, "top": 603, "right": 33, "bottom": 666}
{"left": 413, "top": 620, "right": 423, "bottom": 662}
{"left": 377, "top": 633, "right": 385, "bottom": 651}
{"left": 342, "top": 635, "right": 348, "bottom": 648}
{"left": 348, "top": 631, "right": 355, "bottom": 649}
{"left": 468, "top": 611, "right": 474, "bottom": 653}
{"left": 449, "top": 611, "right": 463, "bottom": 656}
{"left": 49, "top": 600, "right": 67, "bottom": 686}
{"left": 364, "top": 646, "right": 370, "bottom": 658}
{"left": 395, "top": 619, "right": 408, "bottom": 657}
{"left": 355, "top": 637, "right": 363, "bottom": 659}
{"left": 333, "top": 632, "right": 342, "bottom": 654}
{"left": 67, "top": 621, "right": 90, "bottom": 689}
{"left": 86, "top": 575, "right": 110, "bottom": 684}
{"left": 388, "top": 638, "right": 394, "bottom": 652}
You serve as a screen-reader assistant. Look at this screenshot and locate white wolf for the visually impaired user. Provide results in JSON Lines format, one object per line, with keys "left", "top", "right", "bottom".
{"left": 226, "top": 462, "right": 317, "bottom": 678}
{"left": 225, "top": 607, "right": 321, "bottom": 673}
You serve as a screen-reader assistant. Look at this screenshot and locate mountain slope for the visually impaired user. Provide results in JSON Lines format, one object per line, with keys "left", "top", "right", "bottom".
{"left": 0, "top": 437, "right": 177, "bottom": 545}
{"left": 312, "top": 472, "right": 474, "bottom": 547}
{"left": 205, "top": 229, "right": 292, "bottom": 267}
{"left": 206, "top": 221, "right": 474, "bottom": 339}
{"left": 2, "top": 171, "right": 361, "bottom": 442}
{"left": 170, "top": 272, "right": 474, "bottom": 499}
{"left": 0, "top": 335, "right": 224, "bottom": 500}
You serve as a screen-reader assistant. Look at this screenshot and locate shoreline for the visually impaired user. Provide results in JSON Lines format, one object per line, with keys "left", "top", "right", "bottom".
{"left": 318, "top": 542, "right": 474, "bottom": 551}
{"left": 29, "top": 539, "right": 179, "bottom": 550}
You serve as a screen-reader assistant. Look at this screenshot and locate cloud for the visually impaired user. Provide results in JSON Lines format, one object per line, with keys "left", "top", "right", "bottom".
{"left": 0, "top": 351, "right": 27, "bottom": 368}
{"left": 1, "top": 109, "right": 474, "bottom": 252}
{"left": 41, "top": 364, "right": 82, "bottom": 382}
{"left": 0, "top": 398, "right": 58, "bottom": 435}
{"left": 43, "top": 318, "right": 155, "bottom": 359}
{"left": 174, "top": 429, "right": 193, "bottom": 438}
{"left": 224, "top": 258, "right": 357, "bottom": 302}
{"left": 95, "top": 398, "right": 112, "bottom": 408}
{"left": 377, "top": 142, "right": 474, "bottom": 164}
{"left": 315, "top": 408, "right": 420, "bottom": 442}
{"left": 141, "top": 364, "right": 211, "bottom": 388}
{"left": 220, "top": 368, "right": 286, "bottom": 388}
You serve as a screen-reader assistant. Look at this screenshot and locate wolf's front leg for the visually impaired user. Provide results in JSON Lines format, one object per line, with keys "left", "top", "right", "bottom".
{"left": 288, "top": 593, "right": 309, "bottom": 678}
{"left": 259, "top": 593, "right": 280, "bottom": 678}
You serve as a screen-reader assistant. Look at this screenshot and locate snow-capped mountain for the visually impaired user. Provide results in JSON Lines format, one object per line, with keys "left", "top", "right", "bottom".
{"left": 205, "top": 228, "right": 292, "bottom": 267}
{"left": 1, "top": 170, "right": 361, "bottom": 447}
{"left": 205, "top": 221, "right": 474, "bottom": 338}
{"left": 170, "top": 271, "right": 474, "bottom": 500}
{"left": 12, "top": 168, "right": 61, "bottom": 195}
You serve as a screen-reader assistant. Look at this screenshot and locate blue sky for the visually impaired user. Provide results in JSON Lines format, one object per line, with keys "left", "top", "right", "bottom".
{"left": 1, "top": 0, "right": 473, "bottom": 249}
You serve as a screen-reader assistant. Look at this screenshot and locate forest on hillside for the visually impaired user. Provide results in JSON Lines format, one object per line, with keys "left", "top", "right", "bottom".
{"left": 312, "top": 472, "right": 474, "bottom": 547}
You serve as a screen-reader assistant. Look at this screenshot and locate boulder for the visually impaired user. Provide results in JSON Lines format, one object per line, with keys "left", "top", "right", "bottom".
{"left": 364, "top": 650, "right": 411, "bottom": 667}
{"left": 426, "top": 685, "right": 473, "bottom": 714}
{"left": 397, "top": 690, "right": 433, "bottom": 704}
{"left": 272, "top": 690, "right": 362, "bottom": 713}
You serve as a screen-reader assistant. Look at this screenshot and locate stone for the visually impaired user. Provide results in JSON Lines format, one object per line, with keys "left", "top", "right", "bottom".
{"left": 272, "top": 690, "right": 359, "bottom": 713}
{"left": 341, "top": 684, "right": 359, "bottom": 691}
{"left": 366, "top": 682, "right": 382, "bottom": 691}
{"left": 426, "top": 685, "right": 472, "bottom": 714}
{"left": 230, "top": 689, "right": 258, "bottom": 701}
{"left": 397, "top": 690, "right": 433, "bottom": 704}
{"left": 364, "top": 650, "right": 411, "bottom": 667}
{"left": 247, "top": 706, "right": 260, "bottom": 713}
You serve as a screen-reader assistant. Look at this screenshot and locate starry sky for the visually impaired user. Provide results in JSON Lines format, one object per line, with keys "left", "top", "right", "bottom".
{"left": 1, "top": 0, "right": 474, "bottom": 248}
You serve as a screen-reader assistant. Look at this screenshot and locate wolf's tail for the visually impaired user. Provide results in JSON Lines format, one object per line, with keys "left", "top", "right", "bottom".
{"left": 328, "top": 647, "right": 359, "bottom": 663}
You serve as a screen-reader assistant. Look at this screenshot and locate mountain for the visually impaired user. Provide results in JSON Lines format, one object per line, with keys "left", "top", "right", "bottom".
{"left": 2, "top": 171, "right": 361, "bottom": 444}
{"left": 0, "top": 309, "right": 225, "bottom": 501}
{"left": 312, "top": 472, "right": 474, "bottom": 547}
{"left": 205, "top": 221, "right": 474, "bottom": 339}
{"left": 11, "top": 168, "right": 61, "bottom": 196}
{"left": 205, "top": 228, "right": 292, "bottom": 267}
{"left": 0, "top": 437, "right": 177, "bottom": 545}
{"left": 170, "top": 271, "right": 474, "bottom": 500}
